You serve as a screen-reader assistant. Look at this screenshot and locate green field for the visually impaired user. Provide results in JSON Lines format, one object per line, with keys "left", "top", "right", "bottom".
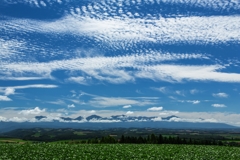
{"left": 0, "top": 144, "right": 240, "bottom": 159}
{"left": 0, "top": 138, "right": 28, "bottom": 143}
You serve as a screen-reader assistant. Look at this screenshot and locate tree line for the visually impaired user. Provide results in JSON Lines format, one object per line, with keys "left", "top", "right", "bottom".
{"left": 66, "top": 133, "right": 231, "bottom": 146}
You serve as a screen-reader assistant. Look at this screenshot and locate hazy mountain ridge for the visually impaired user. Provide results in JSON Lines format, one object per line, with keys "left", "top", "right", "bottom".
{"left": 0, "top": 114, "right": 237, "bottom": 133}
{"left": 44, "top": 114, "right": 180, "bottom": 122}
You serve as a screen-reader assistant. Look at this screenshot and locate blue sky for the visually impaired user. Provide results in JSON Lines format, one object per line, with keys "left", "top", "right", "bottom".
{"left": 0, "top": 0, "right": 240, "bottom": 126}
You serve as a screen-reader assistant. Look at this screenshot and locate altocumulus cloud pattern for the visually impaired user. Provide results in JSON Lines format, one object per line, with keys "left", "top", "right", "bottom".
{"left": 0, "top": 0, "right": 240, "bottom": 126}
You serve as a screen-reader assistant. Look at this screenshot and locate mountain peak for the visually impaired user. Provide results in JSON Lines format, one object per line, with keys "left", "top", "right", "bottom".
{"left": 86, "top": 115, "right": 102, "bottom": 121}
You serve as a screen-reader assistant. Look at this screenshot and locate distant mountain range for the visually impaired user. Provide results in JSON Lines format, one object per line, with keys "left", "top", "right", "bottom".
{"left": 0, "top": 115, "right": 238, "bottom": 133}
{"left": 36, "top": 114, "right": 179, "bottom": 122}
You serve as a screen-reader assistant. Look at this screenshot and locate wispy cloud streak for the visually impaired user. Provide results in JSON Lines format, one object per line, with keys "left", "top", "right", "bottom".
{"left": 136, "top": 65, "right": 240, "bottom": 83}
{"left": 1, "top": 53, "right": 240, "bottom": 83}
{"left": 3, "top": 0, "right": 240, "bottom": 12}
{"left": 1, "top": 15, "right": 240, "bottom": 46}
{"left": 0, "top": 84, "right": 58, "bottom": 90}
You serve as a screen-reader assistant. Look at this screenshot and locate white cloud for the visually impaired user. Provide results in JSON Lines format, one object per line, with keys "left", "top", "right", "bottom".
{"left": 190, "top": 89, "right": 199, "bottom": 95}
{"left": 0, "top": 2, "right": 239, "bottom": 73}
{"left": 0, "top": 38, "right": 26, "bottom": 60}
{"left": 87, "top": 68, "right": 134, "bottom": 84}
{"left": 67, "top": 104, "right": 75, "bottom": 108}
{"left": 212, "top": 104, "right": 227, "bottom": 108}
{"left": 0, "top": 77, "right": 47, "bottom": 81}
{"left": 3, "top": 0, "right": 64, "bottom": 7}
{"left": 67, "top": 76, "right": 92, "bottom": 85}
{"left": 0, "top": 0, "right": 239, "bottom": 127}
{"left": 123, "top": 105, "right": 132, "bottom": 109}
{"left": 147, "top": 106, "right": 163, "bottom": 111}
{"left": 67, "top": 99, "right": 85, "bottom": 105}
{"left": 0, "top": 95, "right": 12, "bottom": 101}
{"left": 159, "top": 110, "right": 179, "bottom": 116}
{"left": 0, "top": 84, "right": 58, "bottom": 90}
{"left": 15, "top": 84, "right": 58, "bottom": 89}
{"left": 168, "top": 117, "right": 182, "bottom": 122}
{"left": 126, "top": 111, "right": 134, "bottom": 115}
{"left": 192, "top": 100, "right": 200, "bottom": 104}
{"left": 1, "top": 32, "right": 239, "bottom": 84}
{"left": 4, "top": 88, "right": 15, "bottom": 96}
{"left": 176, "top": 90, "right": 185, "bottom": 96}
{"left": 2, "top": 54, "right": 240, "bottom": 84}
{"left": 135, "top": 90, "right": 142, "bottom": 94}
{"left": 187, "top": 100, "right": 200, "bottom": 104}
{"left": 89, "top": 96, "right": 157, "bottom": 107}
{"left": 89, "top": 97, "right": 139, "bottom": 107}
{"left": 2, "top": 15, "right": 240, "bottom": 46}
{"left": 18, "top": 107, "right": 46, "bottom": 115}
{"left": 213, "top": 92, "right": 229, "bottom": 98}
{"left": 167, "top": 117, "right": 218, "bottom": 123}
{"left": 161, "top": 0, "right": 240, "bottom": 10}
{"left": 8, "top": 117, "right": 29, "bottom": 123}
{"left": 88, "top": 110, "right": 96, "bottom": 114}
{"left": 1, "top": 108, "right": 240, "bottom": 126}
{"left": 152, "top": 117, "right": 162, "bottom": 121}
{"left": 57, "top": 0, "right": 62, "bottom": 4}
{"left": 135, "top": 64, "right": 240, "bottom": 83}
{"left": 0, "top": 85, "right": 58, "bottom": 102}
{"left": 39, "top": 1, "right": 46, "bottom": 7}
{"left": 151, "top": 87, "right": 168, "bottom": 94}
{"left": 88, "top": 119, "right": 121, "bottom": 123}
{"left": 3, "top": 0, "right": 240, "bottom": 12}
{"left": 176, "top": 111, "right": 240, "bottom": 126}
{"left": 47, "top": 100, "right": 66, "bottom": 106}
{"left": 0, "top": 116, "right": 7, "bottom": 121}
{"left": 0, "top": 85, "right": 58, "bottom": 101}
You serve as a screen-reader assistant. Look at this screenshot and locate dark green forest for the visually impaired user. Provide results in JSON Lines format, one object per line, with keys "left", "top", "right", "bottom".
{"left": 1, "top": 128, "right": 240, "bottom": 146}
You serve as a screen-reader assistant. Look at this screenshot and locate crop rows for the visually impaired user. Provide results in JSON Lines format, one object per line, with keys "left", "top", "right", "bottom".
{"left": 0, "top": 143, "right": 240, "bottom": 160}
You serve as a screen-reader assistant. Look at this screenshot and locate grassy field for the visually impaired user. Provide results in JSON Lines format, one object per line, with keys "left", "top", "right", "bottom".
{"left": 0, "top": 138, "right": 28, "bottom": 144}
{"left": 0, "top": 143, "right": 240, "bottom": 159}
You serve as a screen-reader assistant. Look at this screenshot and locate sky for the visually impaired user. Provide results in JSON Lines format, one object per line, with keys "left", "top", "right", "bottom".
{"left": 0, "top": 0, "right": 240, "bottom": 126}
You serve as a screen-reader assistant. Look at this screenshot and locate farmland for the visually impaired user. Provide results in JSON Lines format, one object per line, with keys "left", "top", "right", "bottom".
{"left": 0, "top": 143, "right": 240, "bottom": 159}
{"left": 1, "top": 128, "right": 240, "bottom": 147}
